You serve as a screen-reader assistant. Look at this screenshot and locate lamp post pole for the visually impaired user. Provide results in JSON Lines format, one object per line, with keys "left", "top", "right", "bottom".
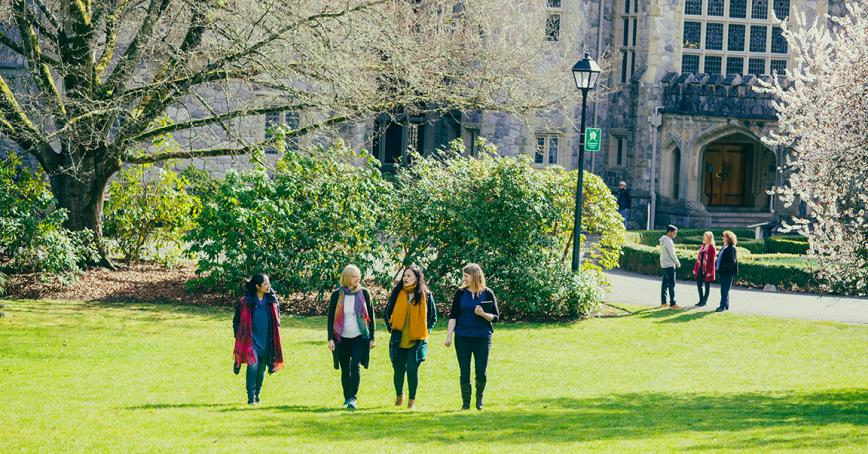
{"left": 571, "top": 89, "right": 589, "bottom": 272}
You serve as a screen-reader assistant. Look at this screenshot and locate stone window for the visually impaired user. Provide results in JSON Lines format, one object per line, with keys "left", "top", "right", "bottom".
{"left": 618, "top": 0, "right": 640, "bottom": 83}
{"left": 535, "top": 135, "right": 560, "bottom": 165}
{"left": 545, "top": 1, "right": 562, "bottom": 42}
{"left": 264, "top": 111, "right": 300, "bottom": 154}
{"left": 681, "top": 0, "right": 791, "bottom": 76}
{"left": 609, "top": 135, "right": 627, "bottom": 168}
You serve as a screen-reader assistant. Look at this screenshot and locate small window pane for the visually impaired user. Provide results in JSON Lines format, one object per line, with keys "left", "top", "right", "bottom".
{"left": 728, "top": 24, "right": 746, "bottom": 51}
{"left": 773, "top": 0, "right": 789, "bottom": 19}
{"left": 704, "top": 56, "right": 722, "bottom": 74}
{"left": 631, "top": 51, "right": 636, "bottom": 77}
{"left": 683, "top": 21, "right": 702, "bottom": 49}
{"left": 632, "top": 18, "right": 637, "bottom": 46}
{"left": 752, "top": 0, "right": 768, "bottom": 19}
{"left": 706, "top": 23, "right": 724, "bottom": 50}
{"left": 623, "top": 18, "right": 630, "bottom": 46}
{"left": 616, "top": 138, "right": 624, "bottom": 166}
{"left": 535, "top": 137, "right": 545, "bottom": 164}
{"left": 685, "top": 0, "right": 703, "bottom": 15}
{"left": 624, "top": 0, "right": 631, "bottom": 14}
{"left": 682, "top": 54, "right": 700, "bottom": 73}
{"left": 708, "top": 0, "right": 724, "bottom": 16}
{"left": 285, "top": 112, "right": 300, "bottom": 150}
{"left": 546, "top": 14, "right": 560, "bottom": 41}
{"left": 770, "top": 59, "right": 787, "bottom": 75}
{"left": 621, "top": 52, "right": 629, "bottom": 83}
{"left": 750, "top": 25, "right": 767, "bottom": 52}
{"left": 726, "top": 57, "right": 744, "bottom": 74}
{"left": 548, "top": 137, "right": 559, "bottom": 164}
{"left": 748, "top": 58, "right": 766, "bottom": 75}
{"left": 730, "top": 0, "right": 747, "bottom": 17}
{"left": 771, "top": 27, "right": 788, "bottom": 53}
{"left": 547, "top": 0, "right": 562, "bottom": 7}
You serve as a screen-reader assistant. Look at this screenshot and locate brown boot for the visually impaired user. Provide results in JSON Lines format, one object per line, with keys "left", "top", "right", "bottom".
{"left": 395, "top": 395, "right": 403, "bottom": 406}
{"left": 407, "top": 399, "right": 416, "bottom": 410}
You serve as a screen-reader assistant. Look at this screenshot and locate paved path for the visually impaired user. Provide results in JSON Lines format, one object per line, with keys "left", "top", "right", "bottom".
{"left": 604, "top": 270, "right": 868, "bottom": 324}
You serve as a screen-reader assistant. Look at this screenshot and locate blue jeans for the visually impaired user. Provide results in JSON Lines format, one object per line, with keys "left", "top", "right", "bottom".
{"left": 246, "top": 350, "right": 270, "bottom": 400}
{"left": 719, "top": 273, "right": 735, "bottom": 309}
{"left": 661, "top": 266, "right": 677, "bottom": 305}
{"left": 619, "top": 209, "right": 629, "bottom": 226}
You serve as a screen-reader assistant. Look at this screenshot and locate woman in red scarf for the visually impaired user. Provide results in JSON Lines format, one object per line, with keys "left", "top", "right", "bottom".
{"left": 692, "top": 232, "right": 717, "bottom": 307}
{"left": 233, "top": 273, "right": 284, "bottom": 405}
{"left": 327, "top": 265, "right": 376, "bottom": 410}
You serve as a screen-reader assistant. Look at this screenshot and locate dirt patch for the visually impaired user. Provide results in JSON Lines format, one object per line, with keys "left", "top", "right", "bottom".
{"left": 3, "top": 264, "right": 394, "bottom": 316}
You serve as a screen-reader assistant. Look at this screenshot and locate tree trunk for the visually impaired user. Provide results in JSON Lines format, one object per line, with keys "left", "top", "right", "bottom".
{"left": 48, "top": 170, "right": 114, "bottom": 267}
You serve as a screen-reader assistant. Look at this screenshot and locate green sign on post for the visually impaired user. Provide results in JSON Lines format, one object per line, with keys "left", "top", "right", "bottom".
{"left": 584, "top": 128, "right": 601, "bottom": 152}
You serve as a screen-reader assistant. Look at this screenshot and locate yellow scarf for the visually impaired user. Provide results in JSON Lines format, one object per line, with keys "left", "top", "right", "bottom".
{"left": 390, "top": 285, "right": 428, "bottom": 341}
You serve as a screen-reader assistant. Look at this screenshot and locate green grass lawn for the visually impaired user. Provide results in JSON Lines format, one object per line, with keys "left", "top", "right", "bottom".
{"left": 1, "top": 299, "right": 866, "bottom": 453}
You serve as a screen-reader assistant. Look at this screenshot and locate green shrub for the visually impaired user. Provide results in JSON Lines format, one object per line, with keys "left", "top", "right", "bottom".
{"left": 187, "top": 142, "right": 392, "bottom": 298}
{"left": 388, "top": 139, "right": 619, "bottom": 320}
{"left": 765, "top": 236, "right": 810, "bottom": 254}
{"left": 104, "top": 162, "right": 201, "bottom": 265}
{"left": 0, "top": 152, "right": 97, "bottom": 283}
{"left": 619, "top": 244, "right": 820, "bottom": 291}
{"left": 627, "top": 229, "right": 754, "bottom": 246}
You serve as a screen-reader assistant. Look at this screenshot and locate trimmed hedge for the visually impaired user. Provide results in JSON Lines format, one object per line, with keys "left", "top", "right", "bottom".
{"left": 620, "top": 244, "right": 821, "bottom": 292}
{"left": 765, "top": 236, "right": 809, "bottom": 255}
{"left": 626, "top": 229, "right": 754, "bottom": 247}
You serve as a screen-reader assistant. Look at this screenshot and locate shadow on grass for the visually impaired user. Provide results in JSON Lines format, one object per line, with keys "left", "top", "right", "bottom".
{"left": 234, "top": 388, "right": 866, "bottom": 450}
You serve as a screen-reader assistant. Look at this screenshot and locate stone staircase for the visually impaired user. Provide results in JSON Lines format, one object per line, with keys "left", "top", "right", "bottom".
{"left": 706, "top": 209, "right": 774, "bottom": 228}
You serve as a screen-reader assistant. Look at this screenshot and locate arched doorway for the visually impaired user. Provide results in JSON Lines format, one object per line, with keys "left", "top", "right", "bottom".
{"left": 700, "top": 132, "right": 774, "bottom": 209}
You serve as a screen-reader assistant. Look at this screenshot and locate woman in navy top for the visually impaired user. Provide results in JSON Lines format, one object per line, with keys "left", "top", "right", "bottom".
{"left": 444, "top": 263, "right": 499, "bottom": 410}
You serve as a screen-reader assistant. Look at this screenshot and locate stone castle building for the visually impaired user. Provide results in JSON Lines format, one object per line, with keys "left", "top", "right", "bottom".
{"left": 2, "top": 0, "right": 842, "bottom": 230}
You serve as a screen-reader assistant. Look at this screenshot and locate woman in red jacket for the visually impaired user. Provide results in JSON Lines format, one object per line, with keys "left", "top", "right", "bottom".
{"left": 692, "top": 232, "right": 717, "bottom": 307}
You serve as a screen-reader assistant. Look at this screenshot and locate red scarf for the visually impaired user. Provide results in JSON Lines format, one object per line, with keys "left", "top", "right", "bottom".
{"left": 233, "top": 295, "right": 284, "bottom": 371}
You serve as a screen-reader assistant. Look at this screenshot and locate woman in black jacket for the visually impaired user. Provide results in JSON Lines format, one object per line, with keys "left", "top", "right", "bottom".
{"left": 444, "top": 263, "right": 499, "bottom": 411}
{"left": 326, "top": 265, "right": 375, "bottom": 410}
{"left": 715, "top": 231, "right": 739, "bottom": 312}
{"left": 383, "top": 265, "right": 437, "bottom": 410}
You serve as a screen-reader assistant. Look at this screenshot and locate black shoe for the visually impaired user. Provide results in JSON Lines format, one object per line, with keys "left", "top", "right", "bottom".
{"left": 254, "top": 394, "right": 260, "bottom": 404}
{"left": 460, "top": 383, "right": 472, "bottom": 411}
{"left": 233, "top": 363, "right": 241, "bottom": 375}
{"left": 475, "top": 398, "right": 484, "bottom": 411}
{"left": 715, "top": 307, "right": 726, "bottom": 312}
{"left": 247, "top": 396, "right": 256, "bottom": 405}
{"left": 460, "top": 404, "right": 470, "bottom": 411}
{"left": 696, "top": 302, "right": 706, "bottom": 307}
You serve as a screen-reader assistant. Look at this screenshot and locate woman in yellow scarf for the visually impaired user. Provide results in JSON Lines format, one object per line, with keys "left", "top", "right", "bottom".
{"left": 384, "top": 265, "right": 437, "bottom": 410}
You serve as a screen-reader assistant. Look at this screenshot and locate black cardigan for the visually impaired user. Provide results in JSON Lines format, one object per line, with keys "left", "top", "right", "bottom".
{"left": 383, "top": 288, "right": 437, "bottom": 333}
{"left": 717, "top": 245, "right": 739, "bottom": 276}
{"left": 326, "top": 287, "right": 375, "bottom": 370}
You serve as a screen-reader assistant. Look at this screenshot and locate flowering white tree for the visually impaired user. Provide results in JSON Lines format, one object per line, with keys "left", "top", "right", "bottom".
{"left": 757, "top": 1, "right": 868, "bottom": 295}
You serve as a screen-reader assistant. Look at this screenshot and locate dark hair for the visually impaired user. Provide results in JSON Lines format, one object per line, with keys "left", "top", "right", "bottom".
{"left": 244, "top": 273, "right": 269, "bottom": 296}
{"left": 666, "top": 224, "right": 678, "bottom": 233}
{"left": 390, "top": 265, "right": 428, "bottom": 305}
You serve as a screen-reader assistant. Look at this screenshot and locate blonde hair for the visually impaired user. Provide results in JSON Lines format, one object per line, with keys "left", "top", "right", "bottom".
{"left": 722, "top": 230, "right": 738, "bottom": 246}
{"left": 340, "top": 264, "right": 362, "bottom": 289}
{"left": 703, "top": 231, "right": 716, "bottom": 247}
{"left": 461, "top": 263, "right": 487, "bottom": 294}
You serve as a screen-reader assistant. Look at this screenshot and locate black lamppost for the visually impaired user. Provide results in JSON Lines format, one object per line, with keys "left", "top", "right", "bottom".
{"left": 570, "top": 51, "right": 601, "bottom": 272}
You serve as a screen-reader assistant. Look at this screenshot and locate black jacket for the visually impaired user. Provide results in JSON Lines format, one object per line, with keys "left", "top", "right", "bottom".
{"left": 327, "top": 287, "right": 375, "bottom": 370}
{"left": 717, "top": 245, "right": 739, "bottom": 276}
{"left": 617, "top": 188, "right": 632, "bottom": 210}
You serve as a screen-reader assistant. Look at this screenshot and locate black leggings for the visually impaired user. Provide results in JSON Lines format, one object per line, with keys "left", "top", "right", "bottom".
{"left": 696, "top": 274, "right": 710, "bottom": 303}
{"left": 392, "top": 346, "right": 421, "bottom": 399}
{"left": 455, "top": 335, "right": 491, "bottom": 390}
{"left": 337, "top": 336, "right": 366, "bottom": 400}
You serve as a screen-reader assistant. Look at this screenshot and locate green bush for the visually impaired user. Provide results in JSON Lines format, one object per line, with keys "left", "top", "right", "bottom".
{"left": 186, "top": 142, "right": 392, "bottom": 297}
{"left": 765, "top": 236, "right": 810, "bottom": 254}
{"left": 619, "top": 244, "right": 820, "bottom": 291}
{"left": 627, "top": 229, "right": 754, "bottom": 246}
{"left": 104, "top": 162, "right": 201, "bottom": 265}
{"left": 388, "top": 139, "right": 619, "bottom": 320}
{"left": 0, "top": 152, "right": 97, "bottom": 283}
